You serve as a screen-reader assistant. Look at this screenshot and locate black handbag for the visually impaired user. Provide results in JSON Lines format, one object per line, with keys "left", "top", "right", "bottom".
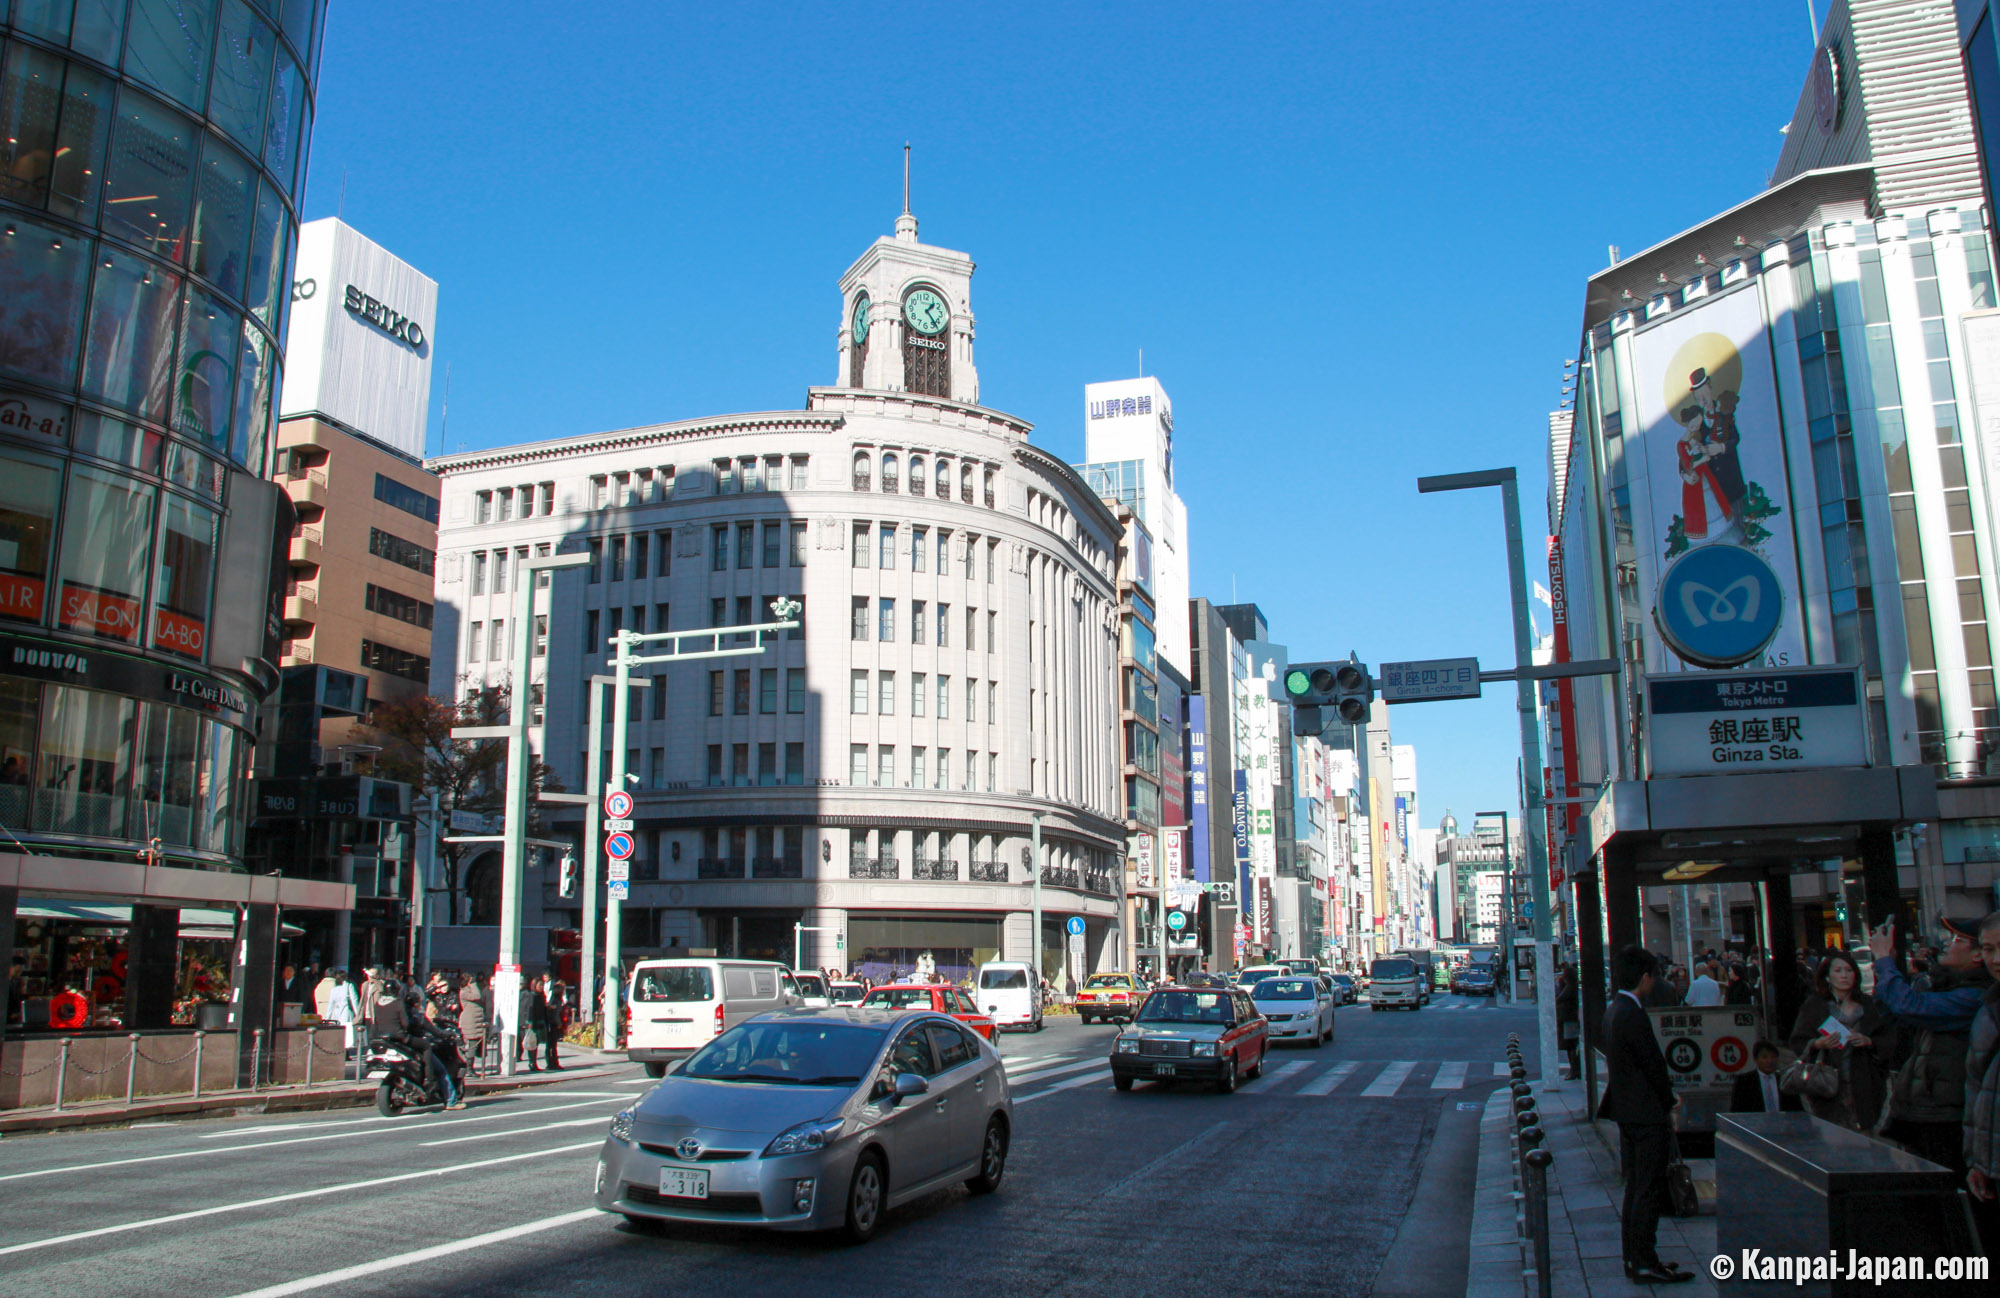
{"left": 1665, "top": 1141, "right": 1700, "bottom": 1217}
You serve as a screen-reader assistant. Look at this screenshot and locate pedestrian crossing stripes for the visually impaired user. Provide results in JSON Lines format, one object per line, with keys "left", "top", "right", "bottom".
{"left": 1004, "top": 1057, "right": 1516, "bottom": 1103}
{"left": 1430, "top": 1062, "right": 1468, "bottom": 1090}
{"left": 1238, "top": 1060, "right": 1311, "bottom": 1092}
{"left": 1296, "top": 1061, "right": 1358, "bottom": 1095}
{"left": 1360, "top": 1061, "right": 1416, "bottom": 1097}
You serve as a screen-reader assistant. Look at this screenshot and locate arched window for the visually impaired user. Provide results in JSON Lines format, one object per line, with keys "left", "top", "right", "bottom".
{"left": 984, "top": 468, "right": 996, "bottom": 508}
{"left": 935, "top": 457, "right": 952, "bottom": 499}
{"left": 901, "top": 286, "right": 950, "bottom": 397}
{"left": 960, "top": 462, "right": 973, "bottom": 503}
{"left": 881, "top": 452, "right": 900, "bottom": 494}
{"left": 909, "top": 455, "right": 926, "bottom": 495}
{"left": 852, "top": 452, "right": 871, "bottom": 492}
{"left": 465, "top": 852, "right": 502, "bottom": 925}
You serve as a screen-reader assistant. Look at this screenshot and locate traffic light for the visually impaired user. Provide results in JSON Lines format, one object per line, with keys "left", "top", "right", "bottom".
{"left": 559, "top": 850, "right": 578, "bottom": 898}
{"left": 1283, "top": 658, "right": 1375, "bottom": 729}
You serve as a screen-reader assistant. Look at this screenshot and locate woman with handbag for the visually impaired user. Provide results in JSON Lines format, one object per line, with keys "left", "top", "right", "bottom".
{"left": 1785, "top": 949, "right": 1899, "bottom": 1130}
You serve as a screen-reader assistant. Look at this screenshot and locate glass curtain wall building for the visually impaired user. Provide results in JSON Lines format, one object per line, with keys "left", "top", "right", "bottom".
{"left": 0, "top": 0, "right": 336, "bottom": 1054}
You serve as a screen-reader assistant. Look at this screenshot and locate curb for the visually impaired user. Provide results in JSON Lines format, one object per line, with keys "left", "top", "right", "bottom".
{"left": 0, "top": 1060, "right": 628, "bottom": 1136}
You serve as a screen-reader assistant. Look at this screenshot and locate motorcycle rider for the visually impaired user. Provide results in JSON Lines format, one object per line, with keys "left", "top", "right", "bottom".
{"left": 372, "top": 977, "right": 463, "bottom": 1109}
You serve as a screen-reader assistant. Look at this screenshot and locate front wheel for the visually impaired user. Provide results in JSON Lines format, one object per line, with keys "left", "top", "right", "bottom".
{"left": 1215, "top": 1054, "right": 1237, "bottom": 1094}
{"left": 843, "top": 1150, "right": 887, "bottom": 1244}
{"left": 1113, "top": 1074, "right": 1134, "bottom": 1092}
{"left": 966, "top": 1117, "right": 1008, "bottom": 1194}
{"left": 375, "top": 1079, "right": 404, "bottom": 1118}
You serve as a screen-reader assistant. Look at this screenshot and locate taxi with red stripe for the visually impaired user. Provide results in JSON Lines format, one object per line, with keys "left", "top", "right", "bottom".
{"left": 858, "top": 983, "right": 998, "bottom": 1041}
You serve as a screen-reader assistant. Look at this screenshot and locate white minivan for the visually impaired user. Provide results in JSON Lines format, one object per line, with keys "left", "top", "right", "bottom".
{"left": 976, "top": 960, "right": 1043, "bottom": 1031}
{"left": 626, "top": 958, "right": 800, "bottom": 1076}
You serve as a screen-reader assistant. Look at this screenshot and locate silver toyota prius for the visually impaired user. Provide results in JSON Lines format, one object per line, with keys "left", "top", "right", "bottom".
{"left": 595, "top": 1007, "right": 1013, "bottom": 1242}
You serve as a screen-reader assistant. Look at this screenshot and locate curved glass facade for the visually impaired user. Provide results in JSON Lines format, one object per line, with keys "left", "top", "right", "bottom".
{"left": 0, "top": 0, "right": 323, "bottom": 868}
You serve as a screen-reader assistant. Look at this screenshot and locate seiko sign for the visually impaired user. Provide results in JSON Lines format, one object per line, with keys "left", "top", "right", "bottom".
{"left": 343, "top": 285, "right": 427, "bottom": 349}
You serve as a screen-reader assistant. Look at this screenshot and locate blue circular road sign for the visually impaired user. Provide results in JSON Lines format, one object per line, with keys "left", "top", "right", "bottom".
{"left": 1065, "top": 916, "right": 1085, "bottom": 936}
{"left": 1654, "top": 544, "right": 1784, "bottom": 668}
{"left": 605, "top": 831, "right": 635, "bottom": 860}
{"left": 1167, "top": 910, "right": 1187, "bottom": 931}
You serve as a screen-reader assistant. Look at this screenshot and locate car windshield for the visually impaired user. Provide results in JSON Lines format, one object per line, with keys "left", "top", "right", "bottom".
{"left": 794, "top": 974, "right": 827, "bottom": 996}
{"left": 829, "top": 983, "right": 865, "bottom": 1002}
{"left": 680, "top": 1020, "right": 882, "bottom": 1085}
{"left": 1237, "top": 969, "right": 1281, "bottom": 986}
{"left": 1372, "top": 959, "right": 1416, "bottom": 980}
{"left": 1137, "top": 990, "right": 1230, "bottom": 1024}
{"left": 1331, "top": 975, "right": 1354, "bottom": 984}
{"left": 1083, "top": 974, "right": 1128, "bottom": 988}
{"left": 633, "top": 966, "right": 714, "bottom": 1002}
{"left": 1257, "top": 979, "right": 1314, "bottom": 1000}
{"left": 979, "top": 968, "right": 1028, "bottom": 990}
{"left": 863, "top": 987, "right": 938, "bottom": 1009}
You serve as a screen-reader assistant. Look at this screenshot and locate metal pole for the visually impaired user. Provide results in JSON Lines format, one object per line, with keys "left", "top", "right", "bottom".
{"left": 191, "top": 1031, "right": 203, "bottom": 1098}
{"left": 125, "top": 1033, "right": 139, "bottom": 1107}
{"left": 582, "top": 678, "right": 605, "bottom": 1024}
{"left": 54, "top": 1037, "right": 69, "bottom": 1112}
{"left": 409, "top": 793, "right": 431, "bottom": 980}
{"left": 605, "top": 630, "right": 634, "bottom": 1053}
{"left": 1031, "top": 812, "right": 1044, "bottom": 985}
{"left": 496, "top": 562, "right": 534, "bottom": 1077}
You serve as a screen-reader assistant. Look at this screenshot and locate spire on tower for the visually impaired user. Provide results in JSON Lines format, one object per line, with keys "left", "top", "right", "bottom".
{"left": 896, "top": 142, "right": 919, "bottom": 241}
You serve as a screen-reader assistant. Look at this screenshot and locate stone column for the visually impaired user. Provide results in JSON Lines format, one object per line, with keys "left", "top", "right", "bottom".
{"left": 229, "top": 903, "right": 280, "bottom": 1088}
{"left": 124, "top": 904, "right": 180, "bottom": 1031}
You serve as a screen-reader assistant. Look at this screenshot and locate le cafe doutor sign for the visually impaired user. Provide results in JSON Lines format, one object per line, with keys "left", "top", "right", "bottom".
{"left": 290, "top": 279, "right": 427, "bottom": 350}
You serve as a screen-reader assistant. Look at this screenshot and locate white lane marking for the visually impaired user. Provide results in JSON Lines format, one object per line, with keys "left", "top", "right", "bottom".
{"left": 0, "top": 1142, "right": 600, "bottom": 1257}
{"left": 1431, "top": 1062, "right": 1470, "bottom": 1090}
{"left": 1099, "top": 1122, "right": 1228, "bottom": 1196}
{"left": 0, "top": 1097, "right": 618, "bottom": 1182}
{"left": 1014, "top": 1069, "right": 1110, "bottom": 1103}
{"left": 1361, "top": 1061, "right": 1418, "bottom": 1097}
{"left": 1297, "top": 1062, "right": 1359, "bottom": 1096}
{"left": 222, "top": 1208, "right": 602, "bottom": 1298}
{"left": 1492, "top": 1062, "right": 1511, "bottom": 1077}
{"left": 1006, "top": 1057, "right": 1107, "bottom": 1086}
{"left": 417, "top": 1116, "right": 612, "bottom": 1147}
{"left": 1238, "top": 1061, "right": 1310, "bottom": 1093}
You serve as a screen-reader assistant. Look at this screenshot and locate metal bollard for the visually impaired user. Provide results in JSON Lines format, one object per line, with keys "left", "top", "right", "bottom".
{"left": 304, "top": 1028, "right": 313, "bottom": 1088}
{"left": 126, "top": 1033, "right": 141, "bottom": 1107}
{"left": 1511, "top": 1080, "right": 1532, "bottom": 1099}
{"left": 53, "top": 1037, "right": 71, "bottom": 1113}
{"left": 192, "top": 1031, "right": 205, "bottom": 1098}
{"left": 1518, "top": 1122, "right": 1544, "bottom": 1180}
{"left": 250, "top": 1028, "right": 263, "bottom": 1090}
{"left": 1525, "top": 1147, "right": 1555, "bottom": 1298}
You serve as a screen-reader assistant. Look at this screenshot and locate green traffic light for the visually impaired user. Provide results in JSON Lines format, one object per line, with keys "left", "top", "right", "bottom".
{"left": 1285, "top": 669, "right": 1312, "bottom": 698}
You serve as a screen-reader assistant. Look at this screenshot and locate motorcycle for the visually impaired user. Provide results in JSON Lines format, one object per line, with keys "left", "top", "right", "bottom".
{"left": 366, "top": 1031, "right": 464, "bottom": 1116}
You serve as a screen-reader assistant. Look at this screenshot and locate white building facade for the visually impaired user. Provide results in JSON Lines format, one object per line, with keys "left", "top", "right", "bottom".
{"left": 428, "top": 208, "right": 1128, "bottom": 983}
{"left": 1078, "top": 377, "right": 1191, "bottom": 678}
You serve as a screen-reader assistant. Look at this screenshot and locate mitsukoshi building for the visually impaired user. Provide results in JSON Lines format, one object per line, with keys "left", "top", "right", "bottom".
{"left": 0, "top": 1, "right": 338, "bottom": 1066}
{"left": 429, "top": 201, "right": 1131, "bottom": 983}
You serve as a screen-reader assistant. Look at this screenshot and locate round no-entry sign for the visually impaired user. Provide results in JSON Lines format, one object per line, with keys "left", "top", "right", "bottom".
{"left": 605, "top": 831, "right": 635, "bottom": 861}
{"left": 604, "top": 789, "right": 634, "bottom": 819}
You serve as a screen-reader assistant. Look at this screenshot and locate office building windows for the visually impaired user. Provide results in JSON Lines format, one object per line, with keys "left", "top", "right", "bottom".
{"left": 711, "top": 597, "right": 726, "bottom": 628}
{"left": 759, "top": 668, "right": 777, "bottom": 714}
{"left": 632, "top": 533, "right": 648, "bottom": 576}
{"left": 649, "top": 747, "right": 665, "bottom": 789}
{"left": 936, "top": 748, "right": 950, "bottom": 789}
{"left": 708, "top": 671, "right": 725, "bottom": 717}
{"left": 964, "top": 750, "right": 976, "bottom": 791}
{"left": 988, "top": 611, "right": 997, "bottom": 652}
{"left": 912, "top": 673, "right": 927, "bottom": 715}
{"left": 369, "top": 528, "right": 435, "bottom": 575}
{"left": 988, "top": 538, "right": 999, "bottom": 582}
{"left": 878, "top": 671, "right": 895, "bottom": 715}
{"left": 936, "top": 528, "right": 952, "bottom": 575}
{"left": 758, "top": 742, "right": 776, "bottom": 787}
{"left": 584, "top": 611, "right": 599, "bottom": 657}
{"left": 966, "top": 677, "right": 977, "bottom": 721}
{"left": 879, "top": 524, "right": 896, "bottom": 570}
{"left": 878, "top": 598, "right": 895, "bottom": 641}
{"left": 708, "top": 745, "right": 723, "bottom": 786}
{"left": 988, "top": 681, "right": 997, "bottom": 723}
{"left": 710, "top": 525, "right": 728, "bottom": 571}
{"left": 656, "top": 531, "right": 672, "bottom": 577}
{"left": 789, "top": 521, "right": 807, "bottom": 566}
{"left": 964, "top": 532, "right": 978, "bottom": 579}
{"left": 912, "top": 600, "right": 927, "bottom": 644}
{"left": 911, "top": 527, "right": 927, "bottom": 570}
{"left": 585, "top": 540, "right": 600, "bottom": 584}
{"left": 652, "top": 677, "right": 667, "bottom": 720}
{"left": 878, "top": 746, "right": 896, "bottom": 788}
{"left": 937, "top": 675, "right": 950, "bottom": 719}
{"left": 787, "top": 668, "right": 806, "bottom": 713}
{"left": 851, "top": 670, "right": 869, "bottom": 714}
{"left": 790, "top": 457, "right": 809, "bottom": 490}
{"left": 732, "top": 669, "right": 750, "bottom": 715}
{"left": 472, "top": 551, "right": 488, "bottom": 595}
{"left": 468, "top": 621, "right": 483, "bottom": 663}
{"left": 761, "top": 523, "right": 780, "bottom": 568}
{"left": 987, "top": 753, "right": 997, "bottom": 792}
{"left": 787, "top": 594, "right": 806, "bottom": 640}
{"left": 938, "top": 603, "right": 950, "bottom": 646}
{"left": 911, "top": 747, "right": 927, "bottom": 788}
{"left": 609, "top": 536, "right": 625, "bottom": 582}
{"left": 852, "top": 521, "right": 869, "bottom": 567}
{"left": 732, "top": 743, "right": 749, "bottom": 785}
{"left": 785, "top": 742, "right": 804, "bottom": 785}
{"left": 851, "top": 596, "right": 869, "bottom": 641}
{"left": 850, "top": 744, "right": 868, "bottom": 785}
{"left": 736, "top": 523, "right": 755, "bottom": 569}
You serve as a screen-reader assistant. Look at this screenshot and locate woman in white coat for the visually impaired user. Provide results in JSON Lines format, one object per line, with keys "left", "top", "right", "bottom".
{"left": 321, "top": 968, "right": 361, "bottom": 1052}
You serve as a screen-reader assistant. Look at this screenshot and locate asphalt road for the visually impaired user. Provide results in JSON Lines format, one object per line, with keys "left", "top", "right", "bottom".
{"left": 0, "top": 992, "right": 1534, "bottom": 1298}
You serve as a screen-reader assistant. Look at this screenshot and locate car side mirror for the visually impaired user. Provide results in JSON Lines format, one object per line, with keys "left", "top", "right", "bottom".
{"left": 893, "top": 1072, "right": 930, "bottom": 1101}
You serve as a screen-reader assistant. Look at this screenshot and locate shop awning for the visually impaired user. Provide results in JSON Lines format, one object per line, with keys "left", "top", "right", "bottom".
{"left": 17, "top": 901, "right": 305, "bottom": 939}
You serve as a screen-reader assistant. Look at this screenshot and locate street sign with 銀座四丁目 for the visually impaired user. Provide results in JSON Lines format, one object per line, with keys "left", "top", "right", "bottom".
{"left": 1378, "top": 658, "right": 1481, "bottom": 704}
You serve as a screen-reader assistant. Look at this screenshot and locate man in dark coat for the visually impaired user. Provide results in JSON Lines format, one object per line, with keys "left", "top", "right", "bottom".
{"left": 1598, "top": 945, "right": 1693, "bottom": 1284}
{"left": 1728, "top": 1040, "right": 1803, "bottom": 1114}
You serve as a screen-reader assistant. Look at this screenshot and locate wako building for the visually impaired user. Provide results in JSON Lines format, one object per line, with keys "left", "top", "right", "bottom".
{"left": 0, "top": 0, "right": 337, "bottom": 1066}
{"left": 429, "top": 203, "right": 1128, "bottom": 983}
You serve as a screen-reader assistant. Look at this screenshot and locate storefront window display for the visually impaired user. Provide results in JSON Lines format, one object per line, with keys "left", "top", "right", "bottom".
{"left": 0, "top": 447, "right": 59, "bottom": 624}
{"left": 846, "top": 915, "right": 1001, "bottom": 986}
{"left": 153, "top": 494, "right": 216, "bottom": 659}
{"left": 35, "top": 684, "right": 137, "bottom": 837}
{"left": 57, "top": 463, "right": 151, "bottom": 643}
{"left": 7, "top": 908, "right": 238, "bottom": 1031}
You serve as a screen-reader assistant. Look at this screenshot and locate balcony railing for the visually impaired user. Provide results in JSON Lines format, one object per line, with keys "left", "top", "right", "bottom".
{"left": 853, "top": 471, "right": 871, "bottom": 491}
{"left": 1084, "top": 870, "right": 1118, "bottom": 896}
{"left": 849, "top": 857, "right": 899, "bottom": 880}
{"left": 1040, "top": 866, "right": 1080, "bottom": 890}
{"left": 984, "top": 488, "right": 995, "bottom": 508}
{"left": 751, "top": 856, "right": 802, "bottom": 879}
{"left": 961, "top": 485, "right": 974, "bottom": 504}
{"left": 969, "top": 860, "right": 1008, "bottom": 883}
{"left": 697, "top": 857, "right": 745, "bottom": 879}
{"left": 290, "top": 524, "right": 322, "bottom": 544}
{"left": 913, "top": 858, "right": 958, "bottom": 881}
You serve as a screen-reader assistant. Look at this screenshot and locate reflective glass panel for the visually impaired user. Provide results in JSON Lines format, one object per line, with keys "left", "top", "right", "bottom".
{"left": 81, "top": 247, "right": 179, "bottom": 420}
{"left": 261, "top": 42, "right": 302, "bottom": 194}
{"left": 153, "top": 493, "right": 216, "bottom": 659}
{"left": 0, "top": 445, "right": 61, "bottom": 624}
{"left": 198, "top": 717, "right": 237, "bottom": 852}
{"left": 71, "top": 0, "right": 129, "bottom": 66}
{"left": 57, "top": 464, "right": 152, "bottom": 643}
{"left": 0, "top": 42, "right": 65, "bottom": 209}
{"left": 136, "top": 702, "right": 199, "bottom": 846}
{"left": 34, "top": 684, "right": 135, "bottom": 837}
{"left": 191, "top": 134, "right": 254, "bottom": 299}
{"left": 174, "top": 286, "right": 238, "bottom": 451}
{"left": 209, "top": 0, "right": 274, "bottom": 154}
{"left": 48, "top": 61, "right": 113, "bottom": 224}
{"left": 0, "top": 213, "right": 91, "bottom": 387}
{"left": 123, "top": 0, "right": 218, "bottom": 111}
{"left": 230, "top": 321, "right": 269, "bottom": 471}
{"left": 0, "top": 677, "right": 35, "bottom": 829}
{"left": 243, "top": 177, "right": 286, "bottom": 327}
{"left": 103, "top": 89, "right": 196, "bottom": 260}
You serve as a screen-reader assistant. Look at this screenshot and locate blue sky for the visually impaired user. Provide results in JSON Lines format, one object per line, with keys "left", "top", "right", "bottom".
{"left": 302, "top": 1, "right": 1826, "bottom": 830}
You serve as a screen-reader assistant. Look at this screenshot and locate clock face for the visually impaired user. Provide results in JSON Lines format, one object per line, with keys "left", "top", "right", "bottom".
{"left": 852, "top": 295, "right": 870, "bottom": 346}
{"left": 904, "top": 288, "right": 948, "bottom": 336}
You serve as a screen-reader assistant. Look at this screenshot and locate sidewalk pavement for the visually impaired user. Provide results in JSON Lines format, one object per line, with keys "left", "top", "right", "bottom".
{"left": 0, "top": 1044, "right": 631, "bottom": 1136}
{"left": 1466, "top": 1074, "right": 1719, "bottom": 1298}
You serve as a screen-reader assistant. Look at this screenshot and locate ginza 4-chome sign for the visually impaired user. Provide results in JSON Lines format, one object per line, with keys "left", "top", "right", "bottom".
{"left": 344, "top": 285, "right": 427, "bottom": 349}
{"left": 1645, "top": 666, "right": 1867, "bottom": 776}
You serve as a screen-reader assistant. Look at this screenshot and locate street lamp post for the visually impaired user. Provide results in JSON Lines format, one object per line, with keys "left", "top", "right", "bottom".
{"left": 1418, "top": 468, "right": 1560, "bottom": 1090}
{"left": 1030, "top": 811, "right": 1044, "bottom": 984}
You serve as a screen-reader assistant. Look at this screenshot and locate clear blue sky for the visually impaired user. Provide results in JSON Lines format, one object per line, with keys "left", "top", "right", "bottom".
{"left": 302, "top": 1, "right": 1825, "bottom": 830}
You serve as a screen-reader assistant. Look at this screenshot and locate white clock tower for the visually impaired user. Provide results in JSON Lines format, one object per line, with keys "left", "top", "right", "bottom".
{"left": 836, "top": 169, "right": 979, "bottom": 406}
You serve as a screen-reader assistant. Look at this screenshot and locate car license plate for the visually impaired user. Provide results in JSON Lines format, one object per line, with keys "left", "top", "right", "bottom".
{"left": 659, "top": 1166, "right": 710, "bottom": 1200}
{"left": 1152, "top": 1063, "right": 1176, "bottom": 1077}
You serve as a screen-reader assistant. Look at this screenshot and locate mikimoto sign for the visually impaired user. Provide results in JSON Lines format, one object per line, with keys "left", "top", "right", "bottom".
{"left": 1646, "top": 665, "right": 1867, "bottom": 776}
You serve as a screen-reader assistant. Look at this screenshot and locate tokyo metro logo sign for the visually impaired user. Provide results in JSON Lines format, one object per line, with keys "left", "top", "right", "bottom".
{"left": 1653, "top": 544, "right": 1785, "bottom": 668}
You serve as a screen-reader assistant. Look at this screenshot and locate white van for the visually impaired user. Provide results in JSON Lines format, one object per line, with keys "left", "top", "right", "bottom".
{"left": 976, "top": 960, "right": 1043, "bottom": 1031}
{"left": 626, "top": 958, "right": 800, "bottom": 1076}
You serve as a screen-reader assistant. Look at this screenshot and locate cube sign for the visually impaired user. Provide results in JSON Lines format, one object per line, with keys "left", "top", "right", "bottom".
{"left": 605, "top": 831, "right": 636, "bottom": 861}
{"left": 604, "top": 789, "right": 634, "bottom": 819}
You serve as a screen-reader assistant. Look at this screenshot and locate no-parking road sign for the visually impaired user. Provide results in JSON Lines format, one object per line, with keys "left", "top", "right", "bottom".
{"left": 605, "top": 831, "right": 635, "bottom": 861}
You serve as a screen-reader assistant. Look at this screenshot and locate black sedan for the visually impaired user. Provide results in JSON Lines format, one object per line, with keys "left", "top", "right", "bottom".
{"left": 1451, "top": 966, "right": 1496, "bottom": 996}
{"left": 1326, "top": 974, "right": 1358, "bottom": 1005}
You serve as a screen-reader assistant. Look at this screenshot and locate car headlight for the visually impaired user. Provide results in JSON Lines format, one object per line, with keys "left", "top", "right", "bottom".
{"left": 609, "top": 1107, "right": 636, "bottom": 1145}
{"left": 764, "top": 1117, "right": 844, "bottom": 1157}
{"left": 1115, "top": 1036, "right": 1140, "bottom": 1054}
{"left": 1191, "top": 1040, "right": 1218, "bottom": 1056}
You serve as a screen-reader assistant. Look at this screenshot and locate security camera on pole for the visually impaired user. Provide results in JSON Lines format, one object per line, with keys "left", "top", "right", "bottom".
{"left": 597, "top": 597, "right": 801, "bottom": 1051}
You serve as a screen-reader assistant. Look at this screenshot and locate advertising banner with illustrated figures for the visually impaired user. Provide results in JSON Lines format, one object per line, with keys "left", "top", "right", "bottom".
{"left": 1627, "top": 286, "right": 1805, "bottom": 673}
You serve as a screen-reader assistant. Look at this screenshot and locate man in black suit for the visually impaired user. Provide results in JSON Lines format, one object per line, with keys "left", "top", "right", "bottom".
{"left": 1597, "top": 944, "right": 1694, "bottom": 1284}
{"left": 1728, "top": 1040, "right": 1802, "bottom": 1114}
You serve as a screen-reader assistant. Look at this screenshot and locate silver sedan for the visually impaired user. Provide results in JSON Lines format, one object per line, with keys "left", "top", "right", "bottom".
{"left": 594, "top": 1007, "right": 1013, "bottom": 1242}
